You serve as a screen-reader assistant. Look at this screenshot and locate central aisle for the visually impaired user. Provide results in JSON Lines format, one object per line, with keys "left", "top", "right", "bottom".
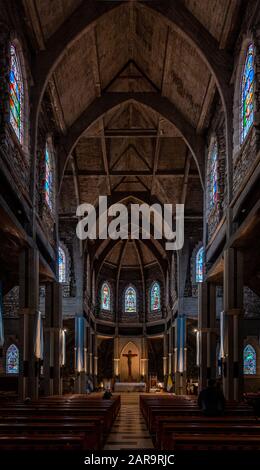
{"left": 104, "top": 393, "right": 154, "bottom": 450}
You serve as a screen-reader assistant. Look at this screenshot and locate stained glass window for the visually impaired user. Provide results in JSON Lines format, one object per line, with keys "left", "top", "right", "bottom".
{"left": 209, "top": 141, "right": 219, "bottom": 210}
{"left": 58, "top": 246, "right": 66, "bottom": 283}
{"left": 9, "top": 44, "right": 24, "bottom": 144}
{"left": 6, "top": 344, "right": 19, "bottom": 374}
{"left": 244, "top": 344, "right": 256, "bottom": 375}
{"left": 241, "top": 43, "right": 255, "bottom": 143}
{"left": 151, "top": 282, "right": 161, "bottom": 312}
{"left": 45, "top": 142, "right": 53, "bottom": 211}
{"left": 125, "top": 286, "right": 137, "bottom": 313}
{"left": 101, "top": 282, "right": 110, "bottom": 311}
{"left": 196, "top": 247, "right": 204, "bottom": 283}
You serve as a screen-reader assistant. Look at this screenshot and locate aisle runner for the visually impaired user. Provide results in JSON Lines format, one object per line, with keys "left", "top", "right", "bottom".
{"left": 104, "top": 393, "right": 154, "bottom": 450}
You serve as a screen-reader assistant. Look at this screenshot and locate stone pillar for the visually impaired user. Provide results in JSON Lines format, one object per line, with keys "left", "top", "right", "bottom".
{"left": 174, "top": 316, "right": 186, "bottom": 395}
{"left": 93, "top": 333, "right": 98, "bottom": 387}
{"left": 141, "top": 335, "right": 148, "bottom": 383}
{"left": 113, "top": 332, "right": 120, "bottom": 382}
{"left": 44, "top": 281, "right": 62, "bottom": 396}
{"left": 75, "top": 316, "right": 87, "bottom": 394}
{"left": 89, "top": 330, "right": 93, "bottom": 376}
{"left": 85, "top": 325, "right": 89, "bottom": 375}
{"left": 198, "top": 282, "right": 217, "bottom": 391}
{"left": 19, "top": 248, "right": 39, "bottom": 400}
{"left": 163, "top": 332, "right": 168, "bottom": 387}
{"left": 223, "top": 248, "right": 244, "bottom": 400}
{"left": 168, "top": 327, "right": 173, "bottom": 375}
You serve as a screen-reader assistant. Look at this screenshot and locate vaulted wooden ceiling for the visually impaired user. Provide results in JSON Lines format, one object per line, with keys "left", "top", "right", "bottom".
{"left": 22, "top": 0, "right": 242, "bottom": 268}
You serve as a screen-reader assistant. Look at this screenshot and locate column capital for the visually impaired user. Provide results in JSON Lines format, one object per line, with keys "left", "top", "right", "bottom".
{"left": 225, "top": 308, "right": 244, "bottom": 316}
{"left": 199, "top": 327, "right": 218, "bottom": 333}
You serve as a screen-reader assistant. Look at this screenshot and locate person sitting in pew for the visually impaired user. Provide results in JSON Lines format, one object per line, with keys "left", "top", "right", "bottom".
{"left": 198, "top": 379, "right": 225, "bottom": 416}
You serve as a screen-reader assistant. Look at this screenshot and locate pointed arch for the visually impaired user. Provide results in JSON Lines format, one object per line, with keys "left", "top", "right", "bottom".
{"left": 6, "top": 344, "right": 19, "bottom": 374}
{"left": 240, "top": 43, "right": 255, "bottom": 144}
{"left": 9, "top": 42, "right": 24, "bottom": 144}
{"left": 196, "top": 246, "right": 204, "bottom": 283}
{"left": 125, "top": 285, "right": 137, "bottom": 313}
{"left": 101, "top": 282, "right": 111, "bottom": 311}
{"left": 244, "top": 344, "right": 256, "bottom": 375}
{"left": 150, "top": 281, "right": 161, "bottom": 312}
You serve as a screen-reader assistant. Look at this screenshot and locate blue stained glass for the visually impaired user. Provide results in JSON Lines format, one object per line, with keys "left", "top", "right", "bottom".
{"left": 196, "top": 247, "right": 204, "bottom": 283}
{"left": 244, "top": 344, "right": 256, "bottom": 375}
{"left": 45, "top": 143, "right": 53, "bottom": 210}
{"left": 58, "top": 246, "right": 66, "bottom": 283}
{"left": 241, "top": 44, "right": 255, "bottom": 143}
{"left": 209, "top": 141, "right": 219, "bottom": 210}
{"left": 9, "top": 44, "right": 24, "bottom": 144}
{"left": 151, "top": 282, "right": 160, "bottom": 312}
{"left": 101, "top": 282, "right": 110, "bottom": 310}
{"left": 125, "top": 286, "right": 136, "bottom": 312}
{"left": 6, "top": 344, "right": 19, "bottom": 374}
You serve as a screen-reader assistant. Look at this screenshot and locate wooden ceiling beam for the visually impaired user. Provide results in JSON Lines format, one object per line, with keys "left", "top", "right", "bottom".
{"left": 58, "top": 92, "right": 205, "bottom": 192}
{"left": 180, "top": 152, "right": 192, "bottom": 205}
{"left": 63, "top": 169, "right": 200, "bottom": 177}
{"left": 151, "top": 119, "right": 163, "bottom": 195}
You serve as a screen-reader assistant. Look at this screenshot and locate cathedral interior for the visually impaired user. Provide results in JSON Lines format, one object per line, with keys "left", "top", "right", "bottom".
{"left": 0, "top": 0, "right": 260, "bottom": 455}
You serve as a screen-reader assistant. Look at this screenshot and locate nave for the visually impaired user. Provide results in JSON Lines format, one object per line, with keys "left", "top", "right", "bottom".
{"left": 0, "top": 0, "right": 260, "bottom": 458}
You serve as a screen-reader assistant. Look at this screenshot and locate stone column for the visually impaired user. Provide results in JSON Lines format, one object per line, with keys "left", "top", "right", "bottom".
{"left": 93, "top": 333, "right": 98, "bottom": 387}
{"left": 223, "top": 248, "right": 244, "bottom": 400}
{"left": 89, "top": 330, "right": 93, "bottom": 376}
{"left": 163, "top": 332, "right": 168, "bottom": 387}
{"left": 75, "top": 316, "right": 87, "bottom": 393}
{"left": 174, "top": 316, "right": 186, "bottom": 395}
{"left": 44, "top": 281, "right": 62, "bottom": 396}
{"left": 140, "top": 335, "right": 148, "bottom": 383}
{"left": 113, "top": 332, "right": 120, "bottom": 382}
{"left": 19, "top": 248, "right": 39, "bottom": 400}
{"left": 198, "top": 282, "right": 217, "bottom": 391}
{"left": 168, "top": 326, "right": 173, "bottom": 376}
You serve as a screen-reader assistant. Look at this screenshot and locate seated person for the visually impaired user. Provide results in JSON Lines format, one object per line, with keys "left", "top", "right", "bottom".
{"left": 198, "top": 379, "right": 225, "bottom": 416}
{"left": 103, "top": 388, "right": 112, "bottom": 399}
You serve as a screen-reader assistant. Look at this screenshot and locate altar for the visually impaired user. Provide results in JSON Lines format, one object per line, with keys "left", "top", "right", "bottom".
{"left": 114, "top": 382, "right": 147, "bottom": 392}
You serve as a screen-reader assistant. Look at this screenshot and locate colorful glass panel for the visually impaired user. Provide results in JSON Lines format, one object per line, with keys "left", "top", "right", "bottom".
{"left": 196, "top": 247, "right": 204, "bottom": 283}
{"left": 209, "top": 141, "right": 218, "bottom": 209}
{"left": 58, "top": 246, "right": 66, "bottom": 283}
{"left": 241, "top": 44, "right": 255, "bottom": 143}
{"left": 125, "top": 286, "right": 136, "bottom": 312}
{"left": 9, "top": 44, "right": 24, "bottom": 143}
{"left": 6, "top": 344, "right": 19, "bottom": 374}
{"left": 101, "top": 283, "right": 110, "bottom": 311}
{"left": 45, "top": 143, "right": 53, "bottom": 210}
{"left": 244, "top": 344, "right": 256, "bottom": 375}
{"left": 151, "top": 282, "right": 161, "bottom": 312}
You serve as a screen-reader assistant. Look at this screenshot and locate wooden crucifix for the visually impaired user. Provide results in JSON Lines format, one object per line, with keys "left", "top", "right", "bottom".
{"left": 123, "top": 350, "right": 138, "bottom": 380}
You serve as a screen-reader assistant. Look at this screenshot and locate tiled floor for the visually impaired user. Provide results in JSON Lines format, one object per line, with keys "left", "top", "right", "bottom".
{"left": 104, "top": 393, "right": 154, "bottom": 450}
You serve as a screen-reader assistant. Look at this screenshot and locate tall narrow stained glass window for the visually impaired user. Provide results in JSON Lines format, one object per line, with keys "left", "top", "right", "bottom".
{"left": 58, "top": 246, "right": 66, "bottom": 283}
{"left": 125, "top": 286, "right": 137, "bottom": 313}
{"left": 101, "top": 282, "right": 110, "bottom": 311}
{"left": 244, "top": 344, "right": 256, "bottom": 375}
{"left": 9, "top": 44, "right": 24, "bottom": 144}
{"left": 45, "top": 142, "right": 53, "bottom": 211}
{"left": 196, "top": 247, "right": 204, "bottom": 283}
{"left": 241, "top": 43, "right": 255, "bottom": 143}
{"left": 6, "top": 344, "right": 19, "bottom": 374}
{"left": 151, "top": 282, "right": 161, "bottom": 312}
{"left": 209, "top": 141, "right": 219, "bottom": 210}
